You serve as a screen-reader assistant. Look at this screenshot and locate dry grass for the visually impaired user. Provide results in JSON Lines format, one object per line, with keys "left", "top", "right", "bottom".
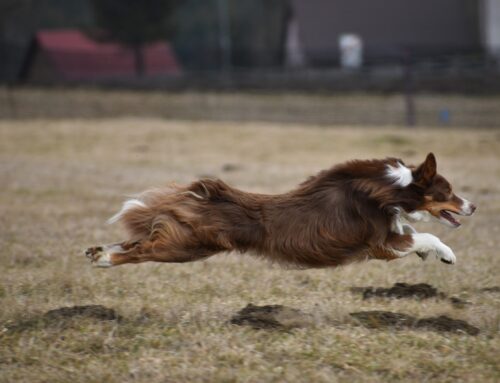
{"left": 0, "top": 116, "right": 499, "bottom": 382}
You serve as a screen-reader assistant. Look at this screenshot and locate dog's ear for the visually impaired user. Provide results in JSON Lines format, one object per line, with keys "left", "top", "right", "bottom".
{"left": 414, "top": 152, "right": 437, "bottom": 186}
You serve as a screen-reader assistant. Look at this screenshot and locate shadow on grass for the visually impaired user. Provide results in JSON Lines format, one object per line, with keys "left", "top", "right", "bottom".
{"left": 4, "top": 305, "right": 121, "bottom": 333}
{"left": 3, "top": 298, "right": 483, "bottom": 337}
{"left": 229, "top": 303, "right": 480, "bottom": 336}
{"left": 230, "top": 304, "right": 313, "bottom": 330}
{"left": 350, "top": 311, "right": 480, "bottom": 336}
{"left": 350, "top": 282, "right": 471, "bottom": 308}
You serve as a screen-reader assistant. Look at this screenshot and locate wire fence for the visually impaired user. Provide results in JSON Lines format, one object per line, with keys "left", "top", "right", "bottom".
{"left": 1, "top": 86, "right": 499, "bottom": 128}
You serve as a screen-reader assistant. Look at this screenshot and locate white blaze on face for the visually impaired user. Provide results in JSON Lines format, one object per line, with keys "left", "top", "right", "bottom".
{"left": 457, "top": 195, "right": 476, "bottom": 216}
{"left": 386, "top": 163, "right": 413, "bottom": 187}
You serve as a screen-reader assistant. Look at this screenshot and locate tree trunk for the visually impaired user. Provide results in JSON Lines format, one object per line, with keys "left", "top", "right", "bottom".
{"left": 132, "top": 44, "right": 145, "bottom": 77}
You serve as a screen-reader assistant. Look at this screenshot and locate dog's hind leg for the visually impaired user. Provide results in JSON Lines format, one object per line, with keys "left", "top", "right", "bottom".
{"left": 85, "top": 238, "right": 216, "bottom": 267}
{"left": 84, "top": 241, "right": 139, "bottom": 267}
{"left": 85, "top": 212, "right": 222, "bottom": 267}
{"left": 86, "top": 195, "right": 225, "bottom": 267}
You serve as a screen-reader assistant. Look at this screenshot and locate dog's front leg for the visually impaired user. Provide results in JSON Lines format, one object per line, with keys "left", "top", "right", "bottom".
{"left": 401, "top": 224, "right": 416, "bottom": 234}
{"left": 386, "top": 232, "right": 456, "bottom": 264}
{"left": 401, "top": 224, "right": 429, "bottom": 261}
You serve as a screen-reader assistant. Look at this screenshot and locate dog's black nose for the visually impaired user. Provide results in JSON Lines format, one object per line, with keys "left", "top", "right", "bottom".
{"left": 470, "top": 204, "right": 477, "bottom": 213}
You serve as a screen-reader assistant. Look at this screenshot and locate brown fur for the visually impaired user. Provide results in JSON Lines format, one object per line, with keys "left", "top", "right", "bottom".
{"left": 87, "top": 154, "right": 467, "bottom": 268}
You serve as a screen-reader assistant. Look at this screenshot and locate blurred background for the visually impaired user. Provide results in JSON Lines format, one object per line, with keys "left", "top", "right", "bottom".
{"left": 1, "top": 0, "right": 500, "bottom": 127}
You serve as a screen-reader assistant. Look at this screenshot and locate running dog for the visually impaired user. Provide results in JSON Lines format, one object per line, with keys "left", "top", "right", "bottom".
{"left": 85, "top": 153, "right": 475, "bottom": 268}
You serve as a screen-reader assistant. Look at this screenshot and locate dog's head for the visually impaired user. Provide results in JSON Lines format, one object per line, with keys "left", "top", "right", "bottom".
{"left": 406, "top": 153, "right": 476, "bottom": 227}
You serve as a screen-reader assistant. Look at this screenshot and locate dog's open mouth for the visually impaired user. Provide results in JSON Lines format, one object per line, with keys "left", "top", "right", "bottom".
{"left": 440, "top": 210, "right": 461, "bottom": 227}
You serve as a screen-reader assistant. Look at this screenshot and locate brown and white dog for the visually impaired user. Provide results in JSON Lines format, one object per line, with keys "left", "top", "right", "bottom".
{"left": 85, "top": 153, "right": 475, "bottom": 268}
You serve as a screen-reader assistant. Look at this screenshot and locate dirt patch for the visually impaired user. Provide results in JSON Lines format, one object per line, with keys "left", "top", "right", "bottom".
{"left": 43, "top": 305, "right": 120, "bottom": 321}
{"left": 352, "top": 282, "right": 446, "bottom": 300}
{"left": 351, "top": 282, "right": 470, "bottom": 307}
{"left": 479, "top": 286, "right": 500, "bottom": 293}
{"left": 3, "top": 305, "right": 120, "bottom": 333}
{"left": 350, "top": 311, "right": 480, "bottom": 336}
{"left": 230, "top": 304, "right": 312, "bottom": 330}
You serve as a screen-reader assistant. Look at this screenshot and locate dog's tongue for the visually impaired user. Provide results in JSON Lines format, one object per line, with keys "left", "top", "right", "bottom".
{"left": 441, "top": 210, "right": 461, "bottom": 227}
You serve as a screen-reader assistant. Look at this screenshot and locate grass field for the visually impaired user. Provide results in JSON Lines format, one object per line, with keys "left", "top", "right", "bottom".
{"left": 0, "top": 117, "right": 499, "bottom": 382}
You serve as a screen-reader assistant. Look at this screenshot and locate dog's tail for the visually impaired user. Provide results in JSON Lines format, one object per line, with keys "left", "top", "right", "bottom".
{"left": 107, "top": 185, "right": 180, "bottom": 237}
{"left": 107, "top": 198, "right": 147, "bottom": 225}
{"left": 107, "top": 181, "right": 213, "bottom": 239}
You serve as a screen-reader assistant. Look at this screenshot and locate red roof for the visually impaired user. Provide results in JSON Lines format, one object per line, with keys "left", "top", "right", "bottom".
{"left": 35, "top": 29, "right": 180, "bottom": 80}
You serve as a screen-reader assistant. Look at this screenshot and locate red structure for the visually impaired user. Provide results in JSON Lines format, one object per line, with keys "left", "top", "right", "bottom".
{"left": 24, "top": 29, "right": 180, "bottom": 82}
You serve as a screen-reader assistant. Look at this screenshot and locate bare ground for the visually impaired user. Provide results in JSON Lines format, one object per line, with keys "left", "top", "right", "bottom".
{"left": 0, "top": 117, "right": 499, "bottom": 382}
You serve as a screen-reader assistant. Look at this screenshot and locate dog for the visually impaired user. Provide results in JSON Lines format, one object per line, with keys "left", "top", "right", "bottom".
{"left": 85, "top": 153, "right": 475, "bottom": 268}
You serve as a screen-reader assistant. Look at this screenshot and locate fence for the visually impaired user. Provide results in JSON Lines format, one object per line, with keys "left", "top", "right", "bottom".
{"left": 1, "top": 86, "right": 499, "bottom": 128}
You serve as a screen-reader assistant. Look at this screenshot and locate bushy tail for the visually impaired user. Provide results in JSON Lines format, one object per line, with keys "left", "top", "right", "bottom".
{"left": 107, "top": 199, "right": 147, "bottom": 225}
{"left": 107, "top": 183, "right": 205, "bottom": 240}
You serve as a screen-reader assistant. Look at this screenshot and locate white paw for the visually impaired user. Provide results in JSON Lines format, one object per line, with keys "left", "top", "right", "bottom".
{"left": 411, "top": 233, "right": 456, "bottom": 265}
{"left": 94, "top": 251, "right": 113, "bottom": 267}
{"left": 436, "top": 244, "right": 456, "bottom": 265}
{"left": 84, "top": 246, "right": 114, "bottom": 268}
